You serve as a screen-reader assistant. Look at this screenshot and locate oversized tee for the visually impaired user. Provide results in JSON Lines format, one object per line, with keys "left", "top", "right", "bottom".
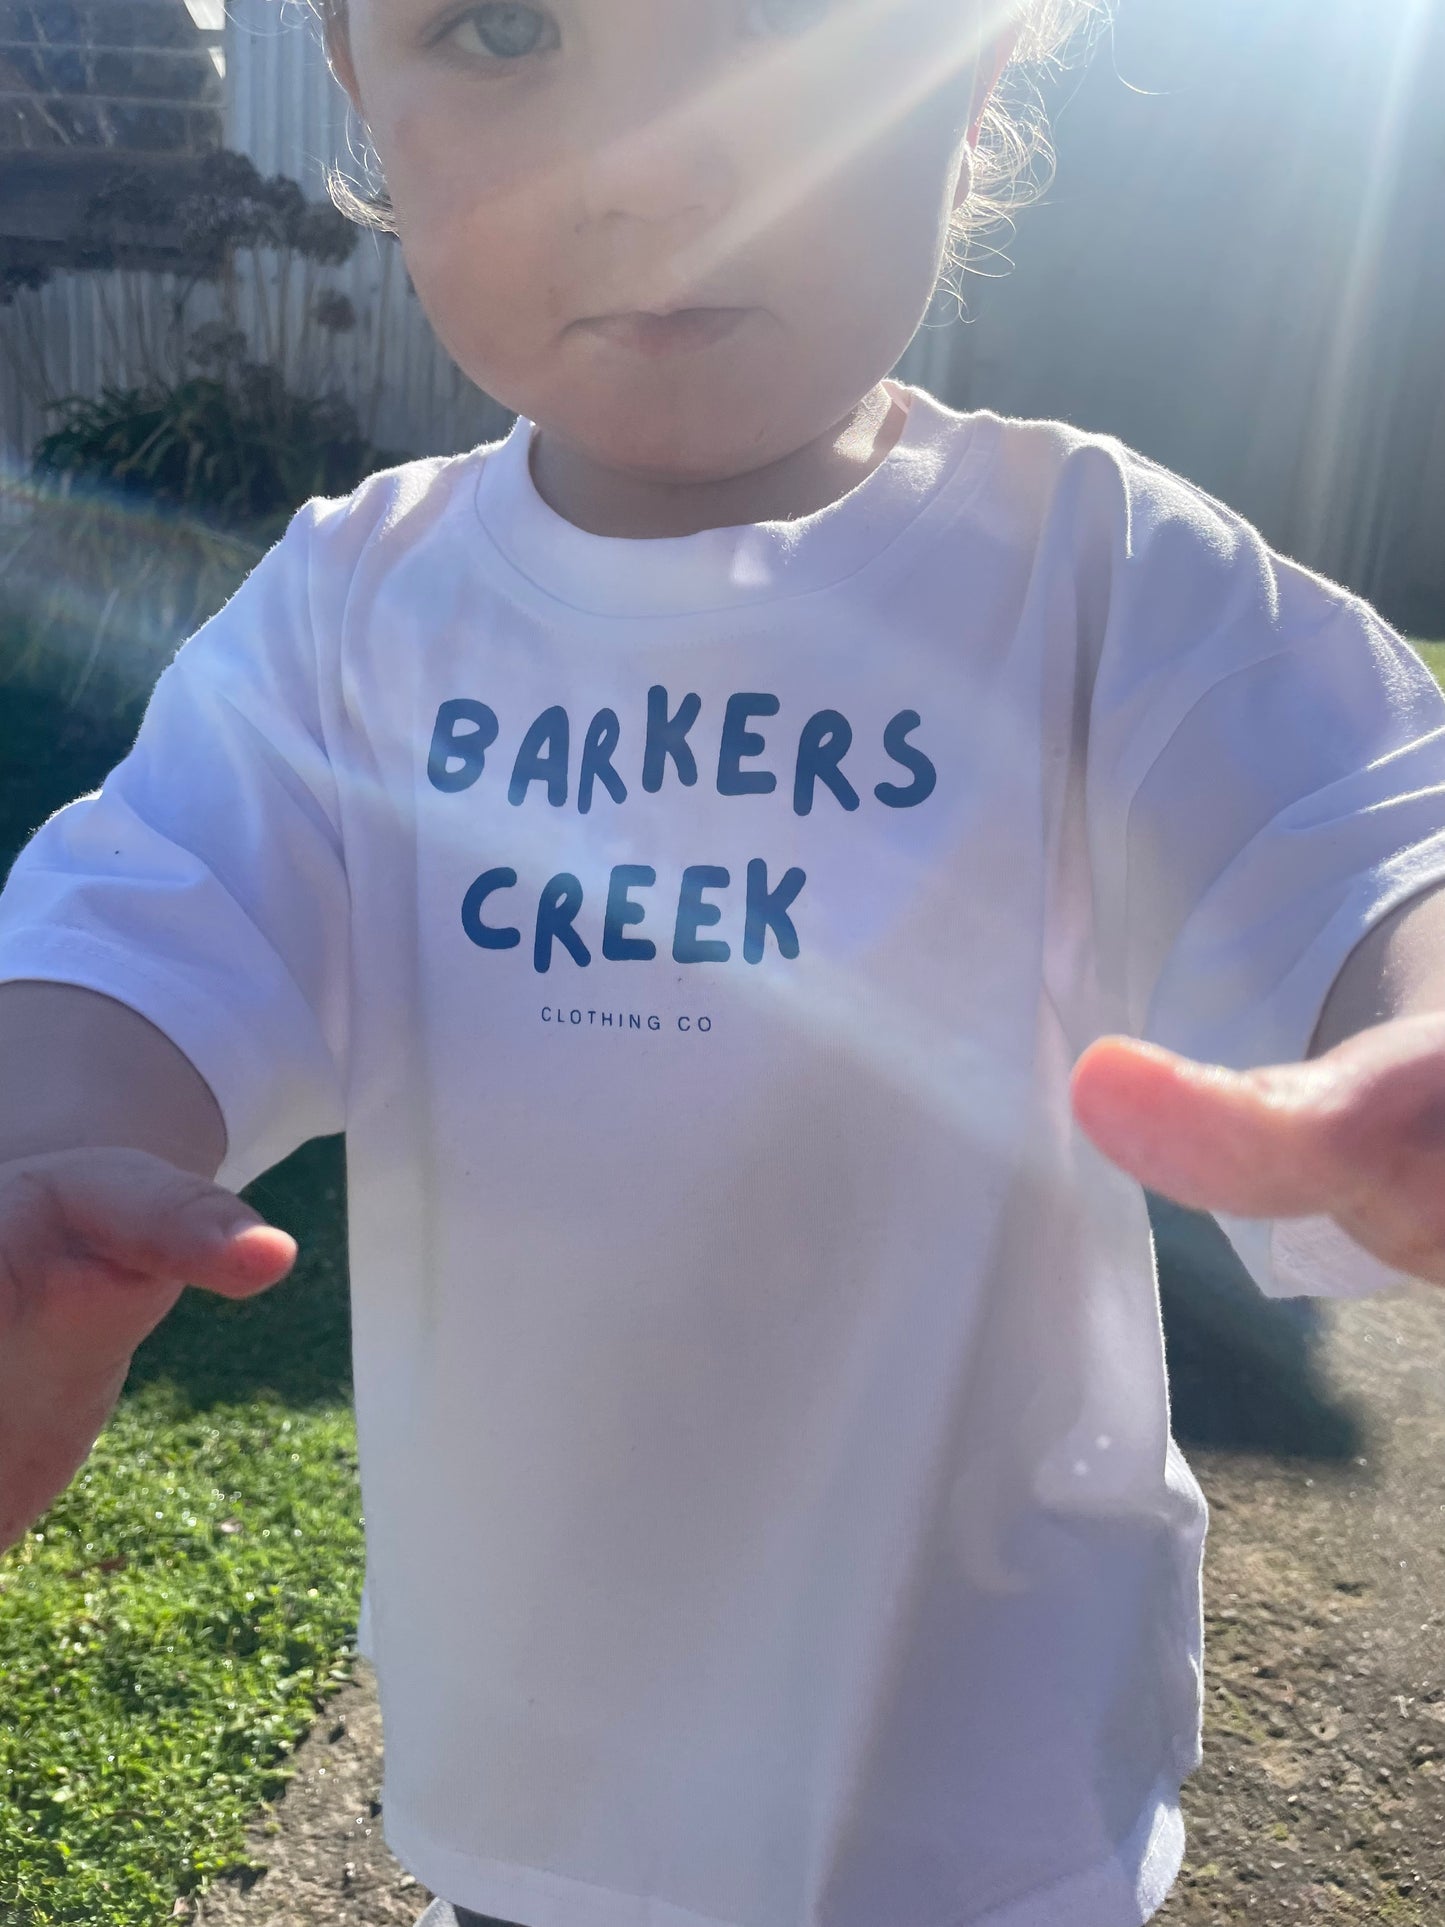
{"left": 4, "top": 380, "right": 1445, "bottom": 1927}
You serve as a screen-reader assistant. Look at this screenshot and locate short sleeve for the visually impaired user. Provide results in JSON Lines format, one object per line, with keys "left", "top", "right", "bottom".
{"left": 0, "top": 500, "right": 350, "bottom": 1193}
{"left": 1085, "top": 453, "right": 1445, "bottom": 1299}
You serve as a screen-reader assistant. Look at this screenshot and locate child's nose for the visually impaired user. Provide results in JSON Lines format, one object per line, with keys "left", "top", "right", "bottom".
{"left": 573, "top": 33, "right": 743, "bottom": 236}
{"left": 578, "top": 113, "right": 737, "bottom": 236}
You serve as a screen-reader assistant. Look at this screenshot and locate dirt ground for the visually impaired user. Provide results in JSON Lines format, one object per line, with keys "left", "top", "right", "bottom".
{"left": 189, "top": 1251, "right": 1445, "bottom": 1927}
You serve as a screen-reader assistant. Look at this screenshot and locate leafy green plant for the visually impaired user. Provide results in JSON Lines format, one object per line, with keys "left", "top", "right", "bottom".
{"left": 2, "top": 148, "right": 363, "bottom": 395}
{"left": 2, "top": 148, "right": 403, "bottom": 721}
{"left": 34, "top": 366, "right": 382, "bottom": 530}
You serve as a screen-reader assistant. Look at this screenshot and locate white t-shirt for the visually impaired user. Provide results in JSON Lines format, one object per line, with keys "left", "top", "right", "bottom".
{"left": 4, "top": 379, "right": 1445, "bottom": 1927}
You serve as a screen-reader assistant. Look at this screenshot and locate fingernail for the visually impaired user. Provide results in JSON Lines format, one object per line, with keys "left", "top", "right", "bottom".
{"left": 205, "top": 1218, "right": 261, "bottom": 1250}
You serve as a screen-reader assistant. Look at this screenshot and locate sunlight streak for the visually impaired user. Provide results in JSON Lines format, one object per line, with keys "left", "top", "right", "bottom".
{"left": 662, "top": 0, "right": 1021, "bottom": 304}
{"left": 517, "top": 0, "right": 1025, "bottom": 311}
{"left": 1295, "top": 0, "right": 1435, "bottom": 585}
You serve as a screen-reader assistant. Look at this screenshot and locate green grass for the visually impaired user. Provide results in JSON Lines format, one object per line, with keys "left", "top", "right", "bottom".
{"left": 1409, "top": 637, "right": 1445, "bottom": 684}
{"left": 0, "top": 1143, "right": 362, "bottom": 1927}
{"left": 0, "top": 615, "right": 364, "bottom": 1925}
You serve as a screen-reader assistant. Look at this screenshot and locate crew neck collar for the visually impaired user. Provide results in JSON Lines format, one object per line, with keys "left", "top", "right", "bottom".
{"left": 472, "top": 380, "right": 996, "bottom": 621}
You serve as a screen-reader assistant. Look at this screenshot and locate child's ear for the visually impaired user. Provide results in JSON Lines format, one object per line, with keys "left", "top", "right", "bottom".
{"left": 320, "top": 0, "right": 364, "bottom": 113}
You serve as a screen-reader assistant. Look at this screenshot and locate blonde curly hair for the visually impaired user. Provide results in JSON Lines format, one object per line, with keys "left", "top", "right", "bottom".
{"left": 322, "top": 0, "right": 1110, "bottom": 275}
{"left": 951, "top": 0, "right": 1110, "bottom": 277}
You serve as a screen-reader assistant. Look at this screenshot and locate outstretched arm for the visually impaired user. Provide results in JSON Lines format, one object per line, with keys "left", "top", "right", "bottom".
{"left": 0, "top": 979, "right": 229, "bottom": 1172}
{"left": 0, "top": 981, "right": 295, "bottom": 1552}
{"left": 1071, "top": 882, "right": 1445, "bottom": 1287}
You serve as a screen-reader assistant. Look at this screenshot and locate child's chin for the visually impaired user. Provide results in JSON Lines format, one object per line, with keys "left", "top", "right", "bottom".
{"left": 560, "top": 384, "right": 795, "bottom": 484}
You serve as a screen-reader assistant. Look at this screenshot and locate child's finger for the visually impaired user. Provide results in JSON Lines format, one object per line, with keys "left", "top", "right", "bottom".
{"left": 1069, "top": 1035, "right": 1342, "bottom": 1218}
{"left": 0, "top": 1147, "right": 298, "bottom": 1300}
{"left": 185, "top": 1220, "right": 301, "bottom": 1299}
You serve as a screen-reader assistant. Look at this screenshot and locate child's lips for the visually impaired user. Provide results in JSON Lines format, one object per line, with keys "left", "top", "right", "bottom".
{"left": 576, "top": 308, "right": 753, "bottom": 355}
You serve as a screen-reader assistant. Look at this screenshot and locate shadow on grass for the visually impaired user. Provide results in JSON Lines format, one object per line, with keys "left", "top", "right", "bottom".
{"left": 1152, "top": 1195, "right": 1367, "bottom": 1462}
{"left": 0, "top": 678, "right": 147, "bottom": 876}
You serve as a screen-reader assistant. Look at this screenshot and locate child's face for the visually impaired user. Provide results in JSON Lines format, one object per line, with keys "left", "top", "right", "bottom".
{"left": 331, "top": 0, "right": 1004, "bottom": 481}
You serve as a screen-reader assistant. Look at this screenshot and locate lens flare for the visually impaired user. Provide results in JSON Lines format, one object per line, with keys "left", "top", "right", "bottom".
{"left": 0, "top": 461, "right": 261, "bottom": 706}
{"left": 503, "top": 0, "right": 1023, "bottom": 313}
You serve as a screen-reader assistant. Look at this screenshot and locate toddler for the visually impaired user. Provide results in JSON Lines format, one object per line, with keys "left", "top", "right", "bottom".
{"left": 5, "top": 3, "right": 1445, "bottom": 1925}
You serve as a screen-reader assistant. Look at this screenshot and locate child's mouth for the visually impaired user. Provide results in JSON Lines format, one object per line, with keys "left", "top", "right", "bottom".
{"left": 579, "top": 308, "right": 752, "bottom": 355}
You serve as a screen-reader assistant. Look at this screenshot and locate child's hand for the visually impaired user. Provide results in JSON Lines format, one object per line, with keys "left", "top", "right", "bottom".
{"left": 1070, "top": 1011, "right": 1445, "bottom": 1286}
{"left": 0, "top": 1146, "right": 296, "bottom": 1551}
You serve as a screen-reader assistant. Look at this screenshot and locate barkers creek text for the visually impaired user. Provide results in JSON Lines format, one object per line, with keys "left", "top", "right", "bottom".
{"left": 428, "top": 687, "right": 936, "bottom": 974}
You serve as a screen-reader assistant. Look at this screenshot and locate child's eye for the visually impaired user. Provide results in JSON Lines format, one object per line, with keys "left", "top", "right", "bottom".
{"left": 440, "top": 2, "right": 558, "bottom": 61}
{"left": 740, "top": 0, "right": 831, "bottom": 37}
